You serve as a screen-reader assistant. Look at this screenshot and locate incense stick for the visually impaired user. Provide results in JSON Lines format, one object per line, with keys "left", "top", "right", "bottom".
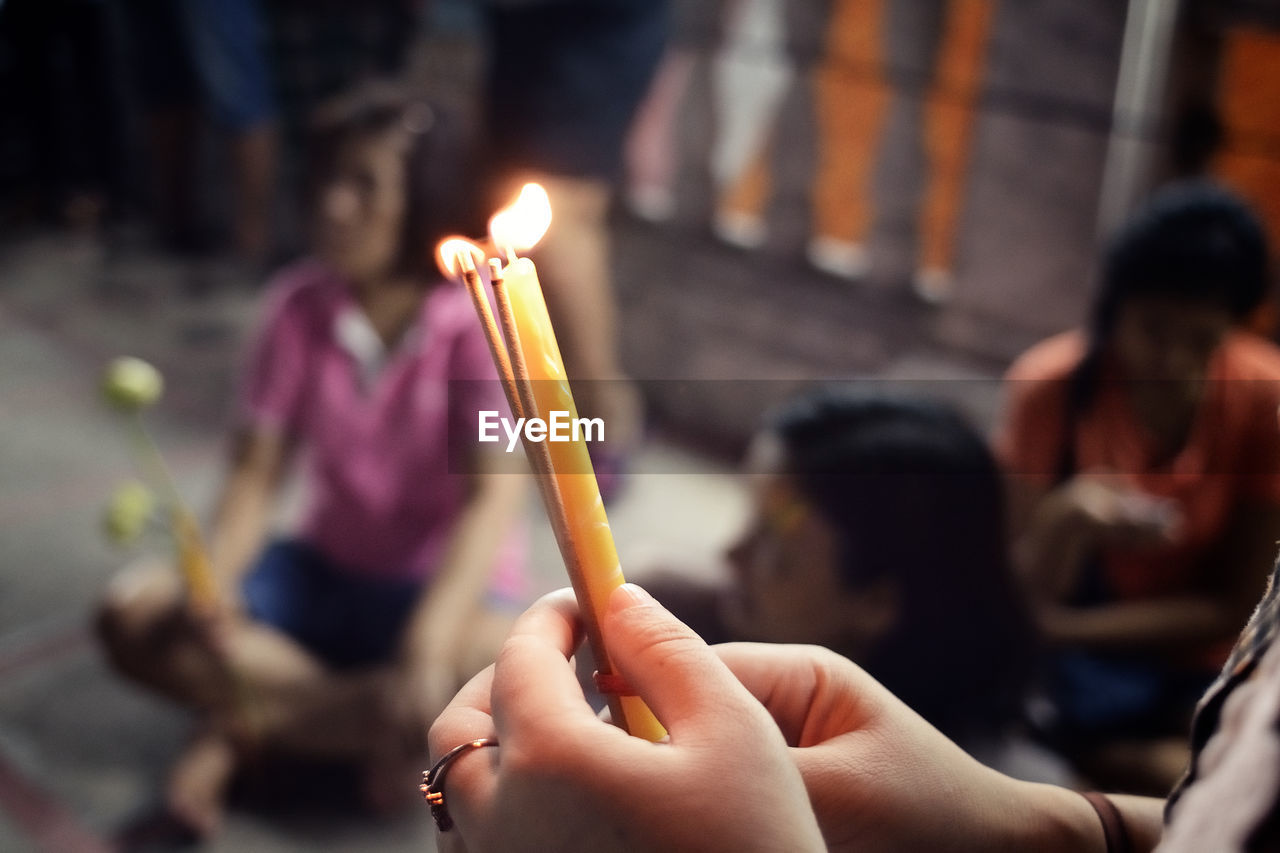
{"left": 471, "top": 258, "right": 572, "bottom": 555}
{"left": 455, "top": 251, "right": 522, "bottom": 419}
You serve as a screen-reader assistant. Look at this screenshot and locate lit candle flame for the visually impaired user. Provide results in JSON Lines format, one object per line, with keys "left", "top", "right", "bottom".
{"left": 489, "top": 183, "right": 552, "bottom": 253}
{"left": 436, "top": 237, "right": 487, "bottom": 279}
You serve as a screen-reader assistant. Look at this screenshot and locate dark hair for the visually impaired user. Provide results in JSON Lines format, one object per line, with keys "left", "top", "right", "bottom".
{"left": 1069, "top": 180, "right": 1269, "bottom": 415}
{"left": 306, "top": 83, "right": 467, "bottom": 277}
{"left": 771, "top": 389, "right": 1035, "bottom": 739}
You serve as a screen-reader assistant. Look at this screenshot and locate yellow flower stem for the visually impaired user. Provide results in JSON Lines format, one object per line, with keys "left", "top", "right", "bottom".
{"left": 125, "top": 413, "right": 261, "bottom": 744}
{"left": 126, "top": 413, "right": 218, "bottom": 610}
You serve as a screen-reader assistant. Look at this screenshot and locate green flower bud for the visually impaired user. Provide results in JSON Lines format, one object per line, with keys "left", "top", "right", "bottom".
{"left": 103, "top": 480, "right": 157, "bottom": 545}
{"left": 102, "top": 357, "right": 164, "bottom": 411}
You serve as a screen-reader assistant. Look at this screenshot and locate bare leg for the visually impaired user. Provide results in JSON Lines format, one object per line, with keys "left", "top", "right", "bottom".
{"left": 99, "top": 564, "right": 239, "bottom": 839}
{"left": 710, "top": 0, "right": 794, "bottom": 248}
{"left": 98, "top": 559, "right": 518, "bottom": 828}
{"left": 96, "top": 560, "right": 233, "bottom": 708}
{"left": 166, "top": 725, "right": 237, "bottom": 836}
{"left": 98, "top": 563, "right": 511, "bottom": 760}
{"left": 145, "top": 108, "right": 202, "bottom": 248}
{"left": 808, "top": 0, "right": 891, "bottom": 280}
{"left": 229, "top": 123, "right": 278, "bottom": 266}
{"left": 528, "top": 174, "right": 643, "bottom": 450}
{"left": 624, "top": 48, "right": 697, "bottom": 221}
{"left": 97, "top": 562, "right": 389, "bottom": 757}
{"left": 915, "top": 0, "right": 994, "bottom": 304}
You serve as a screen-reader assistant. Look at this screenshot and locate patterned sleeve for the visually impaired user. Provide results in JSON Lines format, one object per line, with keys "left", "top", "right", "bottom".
{"left": 1157, "top": 616, "right": 1280, "bottom": 852}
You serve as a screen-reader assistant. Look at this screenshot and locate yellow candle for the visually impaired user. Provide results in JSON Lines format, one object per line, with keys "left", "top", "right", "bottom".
{"left": 502, "top": 256, "right": 665, "bottom": 742}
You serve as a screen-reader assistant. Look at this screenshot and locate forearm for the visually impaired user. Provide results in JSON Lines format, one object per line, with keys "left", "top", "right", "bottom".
{"left": 401, "top": 473, "right": 526, "bottom": 667}
{"left": 1005, "top": 783, "right": 1163, "bottom": 852}
{"left": 1041, "top": 597, "right": 1239, "bottom": 652}
{"left": 206, "top": 468, "right": 275, "bottom": 594}
{"left": 206, "top": 428, "right": 289, "bottom": 597}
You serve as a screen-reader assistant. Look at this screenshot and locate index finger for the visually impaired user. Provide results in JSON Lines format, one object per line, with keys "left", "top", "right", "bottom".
{"left": 713, "top": 643, "right": 880, "bottom": 747}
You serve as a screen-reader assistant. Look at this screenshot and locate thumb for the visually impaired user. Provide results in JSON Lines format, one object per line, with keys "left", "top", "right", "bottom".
{"left": 603, "top": 584, "right": 763, "bottom": 738}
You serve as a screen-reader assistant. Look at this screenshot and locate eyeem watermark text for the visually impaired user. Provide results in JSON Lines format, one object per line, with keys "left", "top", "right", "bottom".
{"left": 479, "top": 410, "right": 604, "bottom": 452}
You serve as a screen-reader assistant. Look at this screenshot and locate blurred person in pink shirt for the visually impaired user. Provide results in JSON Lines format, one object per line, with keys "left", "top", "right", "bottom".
{"left": 96, "top": 85, "right": 528, "bottom": 842}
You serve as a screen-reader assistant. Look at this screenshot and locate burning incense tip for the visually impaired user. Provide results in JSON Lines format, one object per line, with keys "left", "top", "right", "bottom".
{"left": 436, "top": 237, "right": 486, "bottom": 279}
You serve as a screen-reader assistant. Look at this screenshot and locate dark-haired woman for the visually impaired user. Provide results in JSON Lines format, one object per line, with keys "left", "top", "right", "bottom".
{"left": 999, "top": 181, "right": 1280, "bottom": 792}
{"left": 96, "top": 87, "right": 528, "bottom": 838}
{"left": 643, "top": 390, "right": 1062, "bottom": 780}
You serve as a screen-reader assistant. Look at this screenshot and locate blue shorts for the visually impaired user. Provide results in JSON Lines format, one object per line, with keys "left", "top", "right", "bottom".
{"left": 242, "top": 540, "right": 421, "bottom": 669}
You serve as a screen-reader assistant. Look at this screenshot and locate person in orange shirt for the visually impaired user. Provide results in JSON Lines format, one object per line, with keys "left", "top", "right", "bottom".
{"left": 640, "top": 390, "right": 1052, "bottom": 780}
{"left": 998, "top": 181, "right": 1280, "bottom": 793}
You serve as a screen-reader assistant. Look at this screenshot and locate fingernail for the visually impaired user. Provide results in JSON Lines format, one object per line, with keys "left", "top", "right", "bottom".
{"left": 610, "top": 583, "right": 653, "bottom": 613}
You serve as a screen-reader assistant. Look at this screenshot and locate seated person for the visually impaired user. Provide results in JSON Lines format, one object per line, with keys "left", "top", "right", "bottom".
{"left": 999, "top": 181, "right": 1280, "bottom": 793}
{"left": 96, "top": 87, "right": 527, "bottom": 840}
{"left": 642, "top": 389, "right": 1059, "bottom": 780}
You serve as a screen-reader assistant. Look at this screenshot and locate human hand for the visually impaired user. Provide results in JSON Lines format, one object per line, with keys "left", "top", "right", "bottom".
{"left": 1063, "top": 476, "right": 1181, "bottom": 547}
{"left": 182, "top": 586, "right": 245, "bottom": 659}
{"left": 712, "top": 643, "right": 1103, "bottom": 851}
{"left": 426, "top": 586, "right": 826, "bottom": 852}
